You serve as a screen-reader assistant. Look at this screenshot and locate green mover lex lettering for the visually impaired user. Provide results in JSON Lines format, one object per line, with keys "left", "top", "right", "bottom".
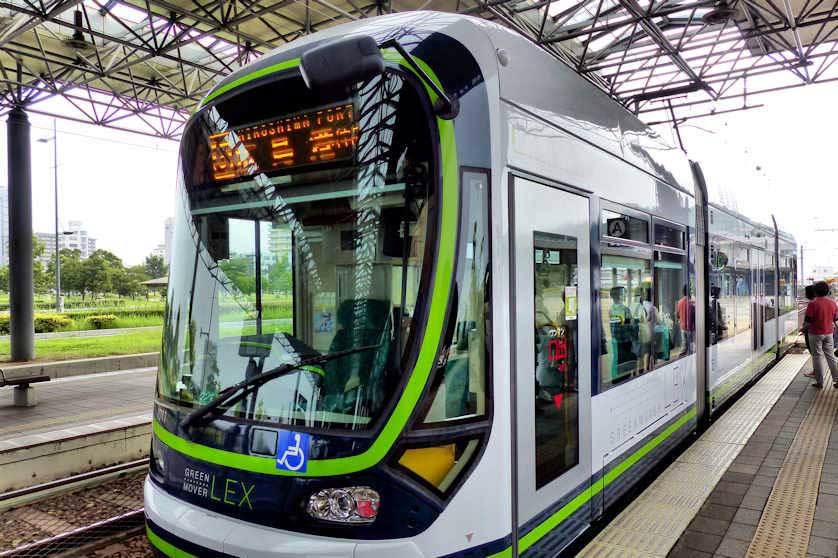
{"left": 207, "top": 474, "right": 255, "bottom": 510}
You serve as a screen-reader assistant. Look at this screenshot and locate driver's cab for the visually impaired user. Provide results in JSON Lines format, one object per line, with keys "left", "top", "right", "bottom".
{"left": 169, "top": 71, "right": 437, "bottom": 433}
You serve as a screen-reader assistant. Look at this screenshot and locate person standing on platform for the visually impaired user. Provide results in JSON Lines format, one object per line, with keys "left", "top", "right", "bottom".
{"left": 803, "top": 281, "right": 838, "bottom": 388}
{"left": 802, "top": 285, "right": 817, "bottom": 379}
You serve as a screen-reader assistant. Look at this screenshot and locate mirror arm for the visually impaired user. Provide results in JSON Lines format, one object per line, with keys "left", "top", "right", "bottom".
{"left": 380, "top": 39, "right": 459, "bottom": 119}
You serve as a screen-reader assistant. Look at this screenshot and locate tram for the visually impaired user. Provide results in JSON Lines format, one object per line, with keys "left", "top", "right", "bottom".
{"left": 144, "top": 11, "right": 798, "bottom": 558}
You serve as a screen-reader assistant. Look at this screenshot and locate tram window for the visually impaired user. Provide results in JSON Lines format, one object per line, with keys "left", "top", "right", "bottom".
{"left": 216, "top": 219, "right": 260, "bottom": 324}
{"left": 709, "top": 236, "right": 734, "bottom": 345}
{"left": 533, "top": 232, "right": 579, "bottom": 489}
{"left": 160, "top": 71, "right": 440, "bottom": 431}
{"left": 734, "top": 245, "right": 752, "bottom": 335}
{"left": 599, "top": 254, "right": 652, "bottom": 390}
{"left": 654, "top": 222, "right": 685, "bottom": 250}
{"left": 779, "top": 254, "right": 795, "bottom": 314}
{"left": 600, "top": 210, "right": 649, "bottom": 243}
{"left": 654, "top": 251, "right": 691, "bottom": 365}
{"left": 422, "top": 169, "right": 490, "bottom": 424}
{"left": 764, "top": 254, "right": 776, "bottom": 320}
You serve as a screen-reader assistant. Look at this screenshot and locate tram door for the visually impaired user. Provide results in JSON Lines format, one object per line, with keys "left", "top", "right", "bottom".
{"left": 510, "top": 177, "right": 592, "bottom": 552}
{"left": 751, "top": 249, "right": 765, "bottom": 350}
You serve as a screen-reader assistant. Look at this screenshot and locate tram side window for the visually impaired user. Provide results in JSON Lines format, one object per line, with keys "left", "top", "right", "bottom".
{"left": 778, "top": 256, "right": 789, "bottom": 314}
{"left": 533, "top": 232, "right": 579, "bottom": 489}
{"left": 601, "top": 210, "right": 649, "bottom": 243}
{"left": 422, "top": 170, "right": 489, "bottom": 424}
{"left": 734, "top": 244, "right": 752, "bottom": 335}
{"left": 764, "top": 254, "right": 776, "bottom": 321}
{"left": 709, "top": 236, "right": 734, "bottom": 345}
{"left": 654, "top": 222, "right": 685, "bottom": 250}
{"left": 599, "top": 254, "right": 652, "bottom": 390}
{"left": 654, "top": 251, "right": 691, "bottom": 365}
{"left": 779, "top": 254, "right": 796, "bottom": 314}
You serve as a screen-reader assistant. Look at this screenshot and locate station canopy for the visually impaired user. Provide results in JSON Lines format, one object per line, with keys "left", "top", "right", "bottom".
{"left": 0, "top": 0, "right": 836, "bottom": 138}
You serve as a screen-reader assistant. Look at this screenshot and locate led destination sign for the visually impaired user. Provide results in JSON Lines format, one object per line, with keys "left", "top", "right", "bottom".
{"left": 210, "top": 103, "right": 358, "bottom": 182}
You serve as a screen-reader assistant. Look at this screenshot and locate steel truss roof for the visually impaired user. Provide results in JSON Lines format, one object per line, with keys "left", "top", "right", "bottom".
{"left": 1, "top": 0, "right": 836, "bottom": 138}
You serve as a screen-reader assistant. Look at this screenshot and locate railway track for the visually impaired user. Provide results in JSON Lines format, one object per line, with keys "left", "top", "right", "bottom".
{"left": 0, "top": 460, "right": 151, "bottom": 558}
{"left": 0, "top": 510, "right": 146, "bottom": 558}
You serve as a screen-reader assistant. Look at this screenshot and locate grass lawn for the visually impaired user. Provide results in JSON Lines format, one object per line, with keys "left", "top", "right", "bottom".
{"left": 0, "top": 327, "right": 163, "bottom": 362}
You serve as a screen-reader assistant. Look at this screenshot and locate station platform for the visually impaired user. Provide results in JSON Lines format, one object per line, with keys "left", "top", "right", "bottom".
{"left": 580, "top": 353, "right": 838, "bottom": 558}
{"left": 0, "top": 367, "right": 154, "bottom": 492}
{"left": 0, "top": 367, "right": 154, "bottom": 442}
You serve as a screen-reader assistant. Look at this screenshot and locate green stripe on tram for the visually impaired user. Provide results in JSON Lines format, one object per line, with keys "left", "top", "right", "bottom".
{"left": 146, "top": 526, "right": 197, "bottom": 558}
{"left": 490, "top": 407, "right": 697, "bottom": 557}
{"left": 157, "top": 55, "right": 460, "bottom": 478}
{"left": 299, "top": 365, "right": 325, "bottom": 377}
{"left": 238, "top": 341, "right": 272, "bottom": 350}
{"left": 200, "top": 58, "right": 301, "bottom": 107}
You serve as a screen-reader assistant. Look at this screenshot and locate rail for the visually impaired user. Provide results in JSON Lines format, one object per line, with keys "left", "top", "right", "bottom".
{"left": 0, "top": 460, "right": 149, "bottom": 557}
{"left": 0, "top": 459, "right": 149, "bottom": 506}
{"left": 0, "top": 509, "right": 145, "bottom": 557}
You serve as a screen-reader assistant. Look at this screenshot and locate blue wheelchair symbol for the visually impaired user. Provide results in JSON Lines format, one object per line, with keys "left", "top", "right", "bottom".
{"left": 276, "top": 430, "right": 310, "bottom": 472}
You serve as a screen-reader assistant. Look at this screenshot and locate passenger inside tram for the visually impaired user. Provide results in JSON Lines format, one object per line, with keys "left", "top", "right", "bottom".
{"left": 631, "top": 287, "right": 655, "bottom": 373}
{"left": 676, "top": 286, "right": 696, "bottom": 353}
{"left": 608, "top": 286, "right": 637, "bottom": 381}
{"left": 710, "top": 285, "right": 728, "bottom": 344}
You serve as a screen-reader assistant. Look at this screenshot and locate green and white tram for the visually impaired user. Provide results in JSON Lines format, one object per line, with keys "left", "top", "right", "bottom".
{"left": 145, "top": 11, "right": 798, "bottom": 558}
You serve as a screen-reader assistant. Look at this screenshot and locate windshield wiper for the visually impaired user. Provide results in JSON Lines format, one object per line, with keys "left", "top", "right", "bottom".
{"left": 179, "top": 343, "right": 381, "bottom": 433}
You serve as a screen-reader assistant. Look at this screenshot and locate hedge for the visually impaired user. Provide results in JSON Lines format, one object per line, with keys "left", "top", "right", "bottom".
{"left": 0, "top": 313, "right": 75, "bottom": 334}
{"left": 63, "top": 307, "right": 166, "bottom": 321}
{"left": 87, "top": 314, "right": 118, "bottom": 329}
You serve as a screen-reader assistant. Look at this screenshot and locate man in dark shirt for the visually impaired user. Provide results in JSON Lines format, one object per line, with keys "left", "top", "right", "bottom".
{"left": 803, "top": 281, "right": 838, "bottom": 388}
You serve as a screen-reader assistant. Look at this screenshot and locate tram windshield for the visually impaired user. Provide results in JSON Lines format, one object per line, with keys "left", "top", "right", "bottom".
{"left": 158, "top": 70, "right": 437, "bottom": 431}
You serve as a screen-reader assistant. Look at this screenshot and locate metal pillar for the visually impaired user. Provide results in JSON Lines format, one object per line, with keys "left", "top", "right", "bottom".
{"left": 51, "top": 120, "right": 61, "bottom": 313}
{"left": 7, "top": 107, "right": 34, "bottom": 361}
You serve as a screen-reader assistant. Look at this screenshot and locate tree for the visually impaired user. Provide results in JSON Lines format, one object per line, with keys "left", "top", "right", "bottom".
{"left": 116, "top": 265, "right": 149, "bottom": 298}
{"left": 31, "top": 235, "right": 52, "bottom": 294}
{"left": 267, "top": 256, "right": 292, "bottom": 294}
{"left": 80, "top": 250, "right": 123, "bottom": 298}
{"left": 56, "top": 249, "right": 84, "bottom": 297}
{"left": 32, "top": 235, "right": 45, "bottom": 260}
{"left": 144, "top": 255, "right": 168, "bottom": 279}
{"left": 218, "top": 258, "right": 256, "bottom": 294}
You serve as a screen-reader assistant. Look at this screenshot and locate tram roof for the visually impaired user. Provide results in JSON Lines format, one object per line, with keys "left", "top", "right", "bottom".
{"left": 0, "top": 0, "right": 835, "bottom": 138}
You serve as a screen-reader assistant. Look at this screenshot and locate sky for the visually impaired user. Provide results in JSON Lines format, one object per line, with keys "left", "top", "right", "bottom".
{"left": 0, "top": 79, "right": 836, "bottom": 272}
{"left": 651, "top": 81, "right": 838, "bottom": 280}
{"left": 0, "top": 114, "right": 179, "bottom": 266}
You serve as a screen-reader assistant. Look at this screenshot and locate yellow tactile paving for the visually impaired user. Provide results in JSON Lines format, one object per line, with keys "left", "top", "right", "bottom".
{"left": 745, "top": 380, "right": 838, "bottom": 558}
{"left": 578, "top": 354, "right": 809, "bottom": 558}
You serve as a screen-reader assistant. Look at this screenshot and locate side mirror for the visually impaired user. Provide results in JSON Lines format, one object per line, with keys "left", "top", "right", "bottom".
{"left": 301, "top": 35, "right": 384, "bottom": 91}
{"left": 238, "top": 334, "right": 274, "bottom": 358}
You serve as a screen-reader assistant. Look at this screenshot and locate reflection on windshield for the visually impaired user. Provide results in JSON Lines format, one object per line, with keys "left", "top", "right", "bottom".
{"left": 159, "top": 70, "right": 435, "bottom": 431}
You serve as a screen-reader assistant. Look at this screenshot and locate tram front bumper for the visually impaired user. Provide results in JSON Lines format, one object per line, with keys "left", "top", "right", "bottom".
{"left": 144, "top": 476, "right": 425, "bottom": 558}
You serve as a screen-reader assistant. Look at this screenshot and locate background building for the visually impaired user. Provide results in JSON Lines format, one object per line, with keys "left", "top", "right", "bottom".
{"left": 35, "top": 220, "right": 97, "bottom": 266}
{"left": 35, "top": 232, "right": 57, "bottom": 266}
{"left": 151, "top": 244, "right": 167, "bottom": 260}
{"left": 63, "top": 221, "right": 96, "bottom": 259}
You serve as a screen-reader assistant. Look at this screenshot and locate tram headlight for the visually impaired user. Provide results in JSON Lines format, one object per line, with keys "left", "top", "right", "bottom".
{"left": 306, "top": 486, "right": 380, "bottom": 523}
{"left": 151, "top": 437, "right": 166, "bottom": 474}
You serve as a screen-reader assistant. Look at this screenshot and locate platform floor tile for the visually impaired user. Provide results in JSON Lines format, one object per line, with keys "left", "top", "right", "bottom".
{"left": 578, "top": 354, "right": 808, "bottom": 558}
{"left": 0, "top": 368, "right": 155, "bottom": 441}
{"left": 746, "top": 380, "right": 838, "bottom": 558}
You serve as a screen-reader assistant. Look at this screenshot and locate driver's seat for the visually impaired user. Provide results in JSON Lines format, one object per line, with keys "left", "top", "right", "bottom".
{"left": 323, "top": 298, "right": 392, "bottom": 415}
